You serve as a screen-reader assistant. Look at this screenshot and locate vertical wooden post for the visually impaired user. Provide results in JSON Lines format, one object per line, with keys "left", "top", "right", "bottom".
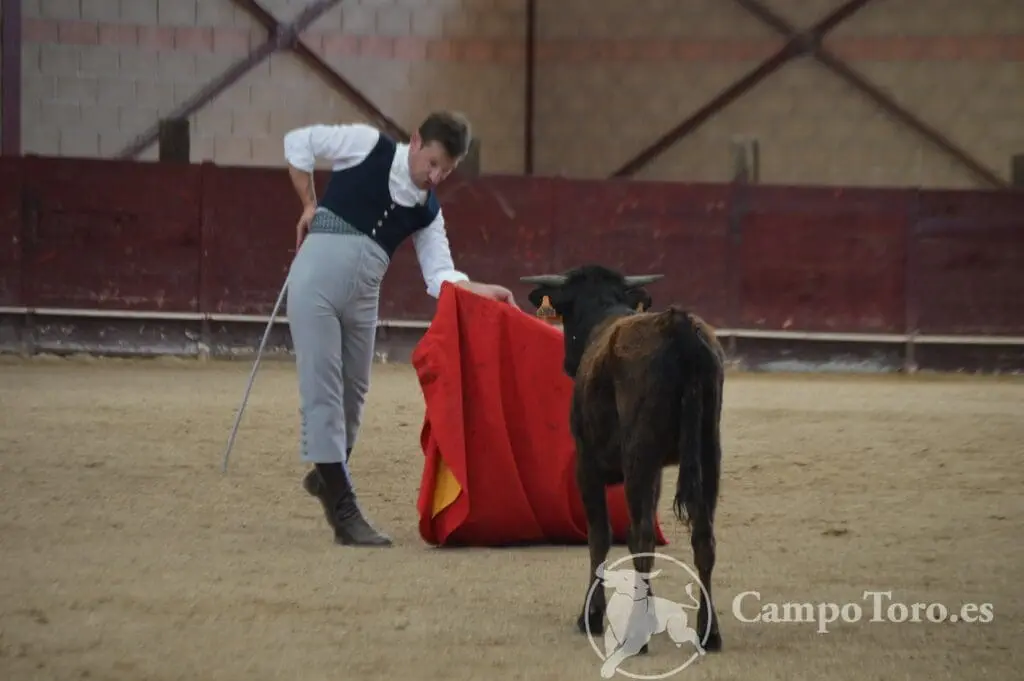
{"left": 1011, "top": 154, "right": 1024, "bottom": 188}
{"left": 461, "top": 138, "right": 481, "bottom": 177}
{"left": 731, "top": 136, "right": 760, "bottom": 183}
{"left": 158, "top": 118, "right": 191, "bottom": 164}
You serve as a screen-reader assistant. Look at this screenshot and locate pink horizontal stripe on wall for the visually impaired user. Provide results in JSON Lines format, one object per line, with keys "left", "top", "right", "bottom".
{"left": 22, "top": 19, "right": 1024, "bottom": 63}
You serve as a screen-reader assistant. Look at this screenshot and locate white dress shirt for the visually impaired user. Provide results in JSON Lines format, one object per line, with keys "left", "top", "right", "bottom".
{"left": 283, "top": 122, "right": 470, "bottom": 298}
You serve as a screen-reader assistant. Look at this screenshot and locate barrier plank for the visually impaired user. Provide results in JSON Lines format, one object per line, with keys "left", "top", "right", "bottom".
{"left": 0, "top": 155, "right": 1019, "bottom": 344}
{"left": 20, "top": 156, "right": 202, "bottom": 312}
{"left": 737, "top": 185, "right": 912, "bottom": 333}
{"left": 550, "top": 178, "right": 734, "bottom": 327}
{"left": 199, "top": 163, "right": 310, "bottom": 315}
{"left": 910, "top": 190, "right": 1024, "bottom": 335}
{"left": 0, "top": 158, "right": 23, "bottom": 306}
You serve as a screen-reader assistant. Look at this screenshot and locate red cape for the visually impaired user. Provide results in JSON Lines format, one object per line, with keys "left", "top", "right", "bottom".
{"left": 411, "top": 283, "right": 669, "bottom": 548}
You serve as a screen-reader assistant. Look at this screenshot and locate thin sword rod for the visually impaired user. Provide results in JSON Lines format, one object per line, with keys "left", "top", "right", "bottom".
{"left": 220, "top": 272, "right": 290, "bottom": 473}
{"left": 220, "top": 174, "right": 315, "bottom": 473}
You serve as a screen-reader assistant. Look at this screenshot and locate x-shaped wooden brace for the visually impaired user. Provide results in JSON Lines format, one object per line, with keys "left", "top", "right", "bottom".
{"left": 730, "top": 0, "right": 1006, "bottom": 188}
{"left": 230, "top": 0, "right": 410, "bottom": 141}
{"left": 117, "top": 0, "right": 500, "bottom": 188}
{"left": 229, "top": 0, "right": 492, "bottom": 187}
{"left": 611, "top": 0, "right": 1006, "bottom": 189}
{"left": 117, "top": 0, "right": 409, "bottom": 159}
{"left": 610, "top": 0, "right": 875, "bottom": 178}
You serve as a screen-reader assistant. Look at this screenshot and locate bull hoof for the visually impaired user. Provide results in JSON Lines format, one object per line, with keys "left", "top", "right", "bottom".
{"left": 702, "top": 631, "right": 722, "bottom": 652}
{"left": 577, "top": 610, "right": 605, "bottom": 636}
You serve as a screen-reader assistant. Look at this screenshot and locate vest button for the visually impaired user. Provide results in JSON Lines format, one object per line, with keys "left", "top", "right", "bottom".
{"left": 377, "top": 220, "right": 383, "bottom": 226}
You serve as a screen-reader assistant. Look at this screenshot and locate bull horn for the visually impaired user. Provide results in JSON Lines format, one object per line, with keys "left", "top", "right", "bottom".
{"left": 623, "top": 274, "right": 664, "bottom": 287}
{"left": 520, "top": 274, "right": 568, "bottom": 286}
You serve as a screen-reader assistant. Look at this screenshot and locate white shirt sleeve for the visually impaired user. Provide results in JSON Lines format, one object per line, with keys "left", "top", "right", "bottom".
{"left": 282, "top": 123, "right": 380, "bottom": 172}
{"left": 411, "top": 210, "right": 470, "bottom": 298}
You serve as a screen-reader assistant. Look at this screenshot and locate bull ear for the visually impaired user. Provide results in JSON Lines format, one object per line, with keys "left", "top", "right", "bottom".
{"left": 527, "top": 288, "right": 549, "bottom": 309}
{"left": 520, "top": 274, "right": 568, "bottom": 287}
{"left": 623, "top": 274, "right": 663, "bottom": 287}
{"left": 626, "top": 286, "right": 653, "bottom": 312}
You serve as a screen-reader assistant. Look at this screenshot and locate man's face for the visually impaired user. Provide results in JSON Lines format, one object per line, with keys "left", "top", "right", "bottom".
{"left": 408, "top": 134, "right": 460, "bottom": 190}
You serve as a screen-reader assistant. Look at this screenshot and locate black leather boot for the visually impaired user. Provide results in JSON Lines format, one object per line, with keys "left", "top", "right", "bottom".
{"left": 302, "top": 448, "right": 352, "bottom": 500}
{"left": 302, "top": 467, "right": 334, "bottom": 530}
{"left": 302, "top": 461, "right": 392, "bottom": 547}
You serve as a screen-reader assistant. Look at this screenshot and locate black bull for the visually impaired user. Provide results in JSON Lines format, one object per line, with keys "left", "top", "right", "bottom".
{"left": 521, "top": 265, "right": 725, "bottom": 653}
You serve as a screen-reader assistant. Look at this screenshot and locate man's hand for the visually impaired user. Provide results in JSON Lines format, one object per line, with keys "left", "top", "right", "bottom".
{"left": 455, "top": 281, "right": 519, "bottom": 309}
{"left": 288, "top": 164, "right": 318, "bottom": 251}
{"left": 296, "top": 205, "right": 316, "bottom": 250}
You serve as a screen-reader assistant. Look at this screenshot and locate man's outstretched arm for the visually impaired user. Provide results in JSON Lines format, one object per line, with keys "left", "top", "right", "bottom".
{"left": 411, "top": 211, "right": 517, "bottom": 307}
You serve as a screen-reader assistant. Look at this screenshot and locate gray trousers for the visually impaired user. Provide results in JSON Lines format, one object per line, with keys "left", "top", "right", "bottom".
{"left": 286, "top": 210, "right": 390, "bottom": 475}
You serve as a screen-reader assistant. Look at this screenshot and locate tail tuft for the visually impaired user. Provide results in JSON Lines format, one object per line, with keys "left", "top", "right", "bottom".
{"left": 665, "top": 308, "right": 722, "bottom": 527}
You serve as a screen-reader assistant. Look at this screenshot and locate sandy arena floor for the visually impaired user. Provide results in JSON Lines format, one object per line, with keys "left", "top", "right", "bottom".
{"left": 0, "top": 355, "right": 1021, "bottom": 681}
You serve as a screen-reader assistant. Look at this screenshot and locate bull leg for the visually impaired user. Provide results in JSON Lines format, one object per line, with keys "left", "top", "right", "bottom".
{"left": 687, "top": 505, "right": 720, "bottom": 651}
{"left": 688, "top": 380, "right": 723, "bottom": 651}
{"left": 646, "top": 468, "right": 663, "bottom": 600}
{"left": 623, "top": 459, "right": 662, "bottom": 656}
{"left": 577, "top": 458, "right": 612, "bottom": 636}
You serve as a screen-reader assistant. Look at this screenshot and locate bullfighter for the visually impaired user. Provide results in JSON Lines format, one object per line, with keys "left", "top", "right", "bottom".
{"left": 283, "top": 111, "right": 517, "bottom": 547}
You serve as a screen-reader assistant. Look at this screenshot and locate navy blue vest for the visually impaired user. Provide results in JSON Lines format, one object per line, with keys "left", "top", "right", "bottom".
{"left": 318, "top": 132, "right": 440, "bottom": 259}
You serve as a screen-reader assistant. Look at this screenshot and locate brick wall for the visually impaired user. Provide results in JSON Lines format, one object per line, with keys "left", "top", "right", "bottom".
{"left": 21, "top": 0, "right": 526, "bottom": 170}
{"left": 17, "top": 0, "right": 1024, "bottom": 188}
{"left": 534, "top": 0, "right": 1024, "bottom": 187}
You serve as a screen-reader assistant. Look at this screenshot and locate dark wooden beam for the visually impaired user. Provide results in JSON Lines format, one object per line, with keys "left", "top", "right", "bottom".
{"left": 524, "top": 0, "right": 536, "bottom": 174}
{"left": 731, "top": 0, "right": 1007, "bottom": 189}
{"left": 610, "top": 0, "right": 875, "bottom": 178}
{"left": 1, "top": 0, "right": 22, "bottom": 156}
{"left": 117, "top": 0, "right": 345, "bottom": 159}
{"left": 234, "top": 0, "right": 489, "bottom": 185}
{"left": 816, "top": 51, "right": 1006, "bottom": 188}
{"left": 230, "top": 0, "right": 409, "bottom": 142}
{"left": 610, "top": 43, "right": 799, "bottom": 178}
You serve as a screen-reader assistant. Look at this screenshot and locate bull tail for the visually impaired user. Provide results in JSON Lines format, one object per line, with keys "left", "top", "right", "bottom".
{"left": 665, "top": 308, "right": 723, "bottom": 527}
{"left": 672, "top": 379, "right": 704, "bottom": 528}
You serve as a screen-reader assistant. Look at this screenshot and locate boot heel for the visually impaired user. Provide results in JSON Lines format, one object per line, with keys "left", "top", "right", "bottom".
{"left": 302, "top": 468, "right": 336, "bottom": 530}
{"left": 310, "top": 462, "right": 393, "bottom": 547}
{"left": 334, "top": 496, "right": 393, "bottom": 547}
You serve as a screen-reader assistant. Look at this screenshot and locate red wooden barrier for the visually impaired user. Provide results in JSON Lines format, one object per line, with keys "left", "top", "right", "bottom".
{"left": 17, "top": 156, "right": 203, "bottom": 312}
{"left": 200, "top": 164, "right": 298, "bottom": 315}
{"left": 0, "top": 155, "right": 1022, "bottom": 339}
{"left": 910, "top": 189, "right": 1024, "bottom": 335}
{"left": 735, "top": 185, "right": 914, "bottom": 333}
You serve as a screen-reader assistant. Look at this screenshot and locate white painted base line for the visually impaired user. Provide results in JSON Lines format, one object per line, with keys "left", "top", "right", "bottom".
{"left": 0, "top": 306, "right": 1022, "bottom": 346}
